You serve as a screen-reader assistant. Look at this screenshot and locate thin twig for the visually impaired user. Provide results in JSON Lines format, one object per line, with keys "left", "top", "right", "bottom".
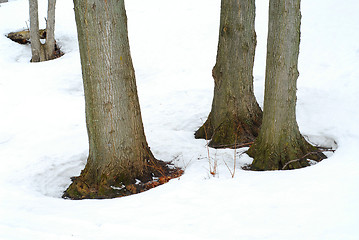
{"left": 213, "top": 141, "right": 254, "bottom": 149}
{"left": 222, "top": 159, "right": 233, "bottom": 177}
{"left": 146, "top": 155, "right": 165, "bottom": 177}
{"left": 203, "top": 123, "right": 218, "bottom": 176}
{"left": 317, "top": 147, "right": 336, "bottom": 151}
{"left": 232, "top": 122, "right": 239, "bottom": 178}
{"left": 233, "top": 139, "right": 236, "bottom": 178}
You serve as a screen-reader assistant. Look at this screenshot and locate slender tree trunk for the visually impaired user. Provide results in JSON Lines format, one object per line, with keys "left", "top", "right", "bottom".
{"left": 45, "top": 0, "right": 56, "bottom": 60}
{"left": 29, "top": 0, "right": 42, "bottom": 62}
{"left": 195, "top": 0, "right": 262, "bottom": 148}
{"left": 29, "top": 0, "right": 57, "bottom": 62}
{"left": 64, "top": 0, "right": 157, "bottom": 199}
{"left": 247, "top": 0, "right": 325, "bottom": 170}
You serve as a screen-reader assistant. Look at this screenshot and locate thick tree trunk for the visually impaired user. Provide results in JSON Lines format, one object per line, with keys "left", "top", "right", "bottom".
{"left": 64, "top": 0, "right": 157, "bottom": 199}
{"left": 247, "top": 0, "right": 325, "bottom": 170}
{"left": 45, "top": 0, "right": 56, "bottom": 60}
{"left": 29, "top": 0, "right": 43, "bottom": 62}
{"left": 195, "top": 0, "right": 262, "bottom": 148}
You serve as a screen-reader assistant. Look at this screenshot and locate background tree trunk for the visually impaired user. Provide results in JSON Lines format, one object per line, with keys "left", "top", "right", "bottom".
{"left": 29, "top": 0, "right": 57, "bottom": 62}
{"left": 247, "top": 0, "right": 325, "bottom": 170}
{"left": 64, "top": 0, "right": 157, "bottom": 199}
{"left": 29, "top": 0, "right": 43, "bottom": 62}
{"left": 45, "top": 0, "right": 56, "bottom": 60}
{"left": 195, "top": 0, "right": 262, "bottom": 148}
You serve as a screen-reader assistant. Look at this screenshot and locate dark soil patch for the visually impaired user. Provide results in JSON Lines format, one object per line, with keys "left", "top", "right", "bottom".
{"left": 62, "top": 159, "right": 183, "bottom": 200}
{"left": 116, "top": 159, "right": 184, "bottom": 197}
{"left": 52, "top": 42, "right": 64, "bottom": 59}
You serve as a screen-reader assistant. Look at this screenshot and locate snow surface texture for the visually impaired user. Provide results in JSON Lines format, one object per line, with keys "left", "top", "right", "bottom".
{"left": 0, "top": 0, "right": 358, "bottom": 239}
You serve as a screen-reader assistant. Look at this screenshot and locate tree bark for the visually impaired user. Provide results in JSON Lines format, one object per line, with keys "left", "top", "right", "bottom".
{"left": 195, "top": 0, "right": 262, "bottom": 148}
{"left": 247, "top": 0, "right": 325, "bottom": 170}
{"left": 29, "top": 0, "right": 43, "bottom": 62}
{"left": 64, "top": 0, "right": 157, "bottom": 199}
{"left": 45, "top": 0, "right": 56, "bottom": 60}
{"left": 29, "top": 0, "right": 57, "bottom": 62}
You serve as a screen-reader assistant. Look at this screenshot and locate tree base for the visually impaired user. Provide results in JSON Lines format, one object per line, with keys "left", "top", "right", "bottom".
{"left": 62, "top": 159, "right": 183, "bottom": 200}
{"left": 7, "top": 29, "right": 64, "bottom": 61}
{"left": 29, "top": 43, "right": 64, "bottom": 62}
{"left": 195, "top": 113, "right": 261, "bottom": 149}
{"left": 194, "top": 117, "right": 213, "bottom": 140}
{"left": 247, "top": 136, "right": 327, "bottom": 171}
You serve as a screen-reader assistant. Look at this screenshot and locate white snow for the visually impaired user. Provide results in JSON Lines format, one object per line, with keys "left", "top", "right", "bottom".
{"left": 1, "top": 0, "right": 358, "bottom": 239}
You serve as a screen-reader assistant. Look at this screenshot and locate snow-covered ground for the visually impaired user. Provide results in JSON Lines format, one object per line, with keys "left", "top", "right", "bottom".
{"left": 1, "top": 0, "right": 358, "bottom": 239}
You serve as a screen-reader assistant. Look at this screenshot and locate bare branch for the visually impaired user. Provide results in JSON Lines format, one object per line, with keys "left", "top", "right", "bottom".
{"left": 210, "top": 141, "right": 254, "bottom": 149}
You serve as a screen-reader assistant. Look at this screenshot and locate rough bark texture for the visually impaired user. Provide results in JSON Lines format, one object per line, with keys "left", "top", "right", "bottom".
{"left": 28, "top": 0, "right": 57, "bottom": 62}
{"left": 64, "top": 0, "right": 159, "bottom": 199}
{"left": 195, "top": 0, "right": 262, "bottom": 148}
{"left": 29, "top": 0, "right": 42, "bottom": 62}
{"left": 45, "top": 0, "right": 56, "bottom": 60}
{"left": 247, "top": 0, "right": 325, "bottom": 170}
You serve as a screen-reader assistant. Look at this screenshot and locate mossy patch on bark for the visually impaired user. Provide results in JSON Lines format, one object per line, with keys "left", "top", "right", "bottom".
{"left": 194, "top": 116, "right": 213, "bottom": 140}
{"left": 195, "top": 112, "right": 261, "bottom": 149}
{"left": 247, "top": 135, "right": 327, "bottom": 171}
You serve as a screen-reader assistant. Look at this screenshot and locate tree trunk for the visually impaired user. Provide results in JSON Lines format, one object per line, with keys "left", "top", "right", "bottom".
{"left": 195, "top": 0, "right": 262, "bottom": 148}
{"left": 45, "top": 0, "right": 56, "bottom": 60}
{"left": 29, "top": 0, "right": 57, "bottom": 62}
{"left": 29, "top": 0, "right": 43, "bottom": 62}
{"left": 247, "top": 0, "right": 325, "bottom": 170}
{"left": 64, "top": 0, "right": 157, "bottom": 199}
